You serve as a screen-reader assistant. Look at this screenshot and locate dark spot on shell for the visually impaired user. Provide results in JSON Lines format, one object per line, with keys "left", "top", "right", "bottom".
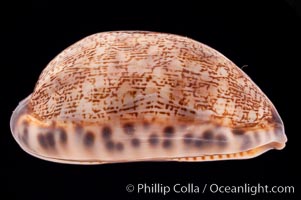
{"left": 45, "top": 132, "right": 55, "bottom": 148}
{"left": 163, "top": 126, "right": 175, "bottom": 137}
{"left": 84, "top": 131, "right": 95, "bottom": 147}
{"left": 149, "top": 134, "right": 159, "bottom": 146}
{"left": 59, "top": 129, "right": 67, "bottom": 144}
{"left": 106, "top": 141, "right": 115, "bottom": 150}
{"left": 162, "top": 140, "right": 172, "bottom": 148}
{"left": 215, "top": 134, "right": 227, "bottom": 147}
{"left": 183, "top": 133, "right": 193, "bottom": 145}
{"left": 241, "top": 135, "right": 251, "bottom": 150}
{"left": 38, "top": 134, "right": 48, "bottom": 149}
{"left": 131, "top": 138, "right": 140, "bottom": 147}
{"left": 116, "top": 142, "right": 124, "bottom": 151}
{"left": 102, "top": 126, "right": 112, "bottom": 139}
{"left": 233, "top": 129, "right": 245, "bottom": 135}
{"left": 203, "top": 130, "right": 214, "bottom": 140}
{"left": 194, "top": 137, "right": 204, "bottom": 148}
{"left": 123, "top": 123, "right": 135, "bottom": 135}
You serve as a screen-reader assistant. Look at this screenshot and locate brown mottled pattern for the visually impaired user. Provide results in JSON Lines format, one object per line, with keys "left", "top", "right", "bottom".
{"left": 10, "top": 31, "right": 287, "bottom": 164}
{"left": 30, "top": 31, "right": 272, "bottom": 128}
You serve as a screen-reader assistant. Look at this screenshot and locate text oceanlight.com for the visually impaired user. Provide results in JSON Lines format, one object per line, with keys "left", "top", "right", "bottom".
{"left": 126, "top": 183, "right": 294, "bottom": 196}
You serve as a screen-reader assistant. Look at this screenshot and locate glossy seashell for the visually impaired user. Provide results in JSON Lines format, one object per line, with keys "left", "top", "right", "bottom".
{"left": 10, "top": 31, "right": 287, "bottom": 164}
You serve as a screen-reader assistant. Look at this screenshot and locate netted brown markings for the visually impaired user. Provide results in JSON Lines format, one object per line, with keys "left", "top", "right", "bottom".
{"left": 31, "top": 32, "right": 269, "bottom": 128}
{"left": 8, "top": 31, "right": 287, "bottom": 165}
{"left": 71, "top": 35, "right": 185, "bottom": 119}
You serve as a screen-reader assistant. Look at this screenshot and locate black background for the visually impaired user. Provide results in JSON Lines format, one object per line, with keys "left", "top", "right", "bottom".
{"left": 2, "top": 0, "right": 300, "bottom": 199}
